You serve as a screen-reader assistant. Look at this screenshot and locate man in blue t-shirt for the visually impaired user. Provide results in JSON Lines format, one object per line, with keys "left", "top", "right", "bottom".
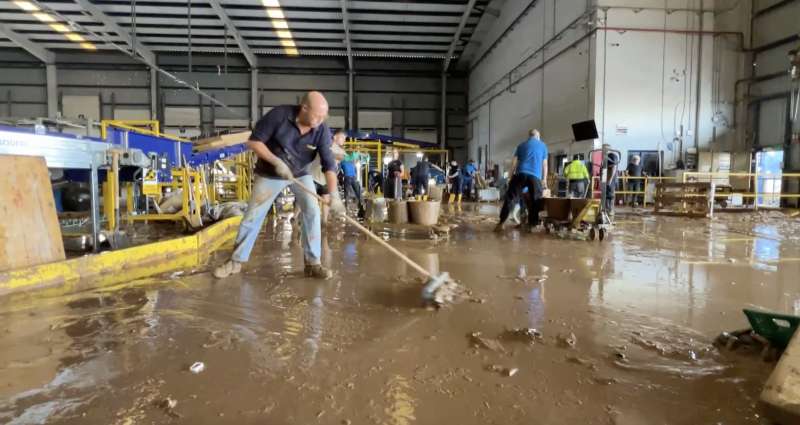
{"left": 340, "top": 154, "right": 364, "bottom": 214}
{"left": 495, "top": 129, "right": 549, "bottom": 232}
{"left": 462, "top": 159, "right": 477, "bottom": 200}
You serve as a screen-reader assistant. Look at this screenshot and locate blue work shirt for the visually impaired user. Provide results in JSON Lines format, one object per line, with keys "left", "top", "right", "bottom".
{"left": 515, "top": 137, "right": 548, "bottom": 179}
{"left": 250, "top": 105, "right": 335, "bottom": 178}
{"left": 341, "top": 160, "right": 357, "bottom": 178}
{"left": 462, "top": 162, "right": 477, "bottom": 180}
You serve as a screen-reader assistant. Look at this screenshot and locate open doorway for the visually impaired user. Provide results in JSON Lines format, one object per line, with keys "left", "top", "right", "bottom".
{"left": 755, "top": 149, "right": 784, "bottom": 208}
{"left": 628, "top": 150, "right": 662, "bottom": 176}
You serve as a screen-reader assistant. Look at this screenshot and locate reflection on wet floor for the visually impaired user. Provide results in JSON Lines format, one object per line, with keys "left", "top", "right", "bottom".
{"left": 1, "top": 205, "right": 799, "bottom": 424}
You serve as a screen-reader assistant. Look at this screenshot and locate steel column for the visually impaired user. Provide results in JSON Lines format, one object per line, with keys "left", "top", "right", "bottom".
{"left": 251, "top": 68, "right": 259, "bottom": 125}
{"left": 440, "top": 72, "right": 447, "bottom": 149}
{"left": 46, "top": 64, "right": 57, "bottom": 119}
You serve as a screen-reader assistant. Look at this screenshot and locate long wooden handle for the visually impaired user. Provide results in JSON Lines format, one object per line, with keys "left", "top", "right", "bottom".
{"left": 289, "top": 178, "right": 433, "bottom": 279}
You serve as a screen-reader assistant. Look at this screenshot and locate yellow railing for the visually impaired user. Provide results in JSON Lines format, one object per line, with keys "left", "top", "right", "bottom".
{"left": 588, "top": 176, "right": 678, "bottom": 200}
{"left": 100, "top": 119, "right": 190, "bottom": 142}
{"left": 682, "top": 172, "right": 800, "bottom": 200}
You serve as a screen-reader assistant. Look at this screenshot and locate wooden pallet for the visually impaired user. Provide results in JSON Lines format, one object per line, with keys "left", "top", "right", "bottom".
{"left": 0, "top": 155, "right": 66, "bottom": 272}
{"left": 654, "top": 182, "right": 716, "bottom": 218}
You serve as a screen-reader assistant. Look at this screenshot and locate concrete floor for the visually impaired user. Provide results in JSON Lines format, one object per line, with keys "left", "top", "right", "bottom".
{"left": 1, "top": 205, "right": 799, "bottom": 424}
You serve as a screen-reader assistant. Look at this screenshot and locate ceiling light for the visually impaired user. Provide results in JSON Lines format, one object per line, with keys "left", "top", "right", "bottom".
{"left": 80, "top": 42, "right": 96, "bottom": 50}
{"left": 33, "top": 12, "right": 54, "bottom": 22}
{"left": 13, "top": 1, "right": 39, "bottom": 11}
{"left": 65, "top": 33, "right": 85, "bottom": 42}
{"left": 280, "top": 39, "right": 295, "bottom": 48}
{"left": 262, "top": 0, "right": 280, "bottom": 6}
{"left": 284, "top": 48, "right": 299, "bottom": 56}
{"left": 271, "top": 19, "right": 289, "bottom": 29}
{"left": 49, "top": 23, "right": 69, "bottom": 32}
{"left": 276, "top": 30, "right": 292, "bottom": 38}
{"left": 266, "top": 8, "right": 284, "bottom": 19}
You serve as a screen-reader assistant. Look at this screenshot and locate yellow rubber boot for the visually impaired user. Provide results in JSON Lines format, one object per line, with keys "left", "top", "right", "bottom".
{"left": 457, "top": 194, "right": 462, "bottom": 204}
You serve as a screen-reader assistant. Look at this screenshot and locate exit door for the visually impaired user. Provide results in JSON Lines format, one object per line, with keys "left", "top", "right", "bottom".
{"left": 756, "top": 150, "right": 784, "bottom": 208}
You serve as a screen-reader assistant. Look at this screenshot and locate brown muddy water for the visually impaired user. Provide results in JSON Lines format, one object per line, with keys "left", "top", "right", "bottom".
{"left": 2, "top": 205, "right": 799, "bottom": 424}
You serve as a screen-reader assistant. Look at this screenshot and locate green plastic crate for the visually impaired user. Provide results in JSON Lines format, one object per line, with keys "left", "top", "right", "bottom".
{"left": 743, "top": 308, "right": 800, "bottom": 349}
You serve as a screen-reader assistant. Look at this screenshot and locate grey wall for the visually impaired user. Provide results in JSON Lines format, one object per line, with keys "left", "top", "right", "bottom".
{"left": 0, "top": 49, "right": 467, "bottom": 152}
{"left": 748, "top": 0, "right": 800, "bottom": 172}
{"left": 594, "top": 0, "right": 717, "bottom": 169}
{"left": 467, "top": 0, "right": 594, "bottom": 172}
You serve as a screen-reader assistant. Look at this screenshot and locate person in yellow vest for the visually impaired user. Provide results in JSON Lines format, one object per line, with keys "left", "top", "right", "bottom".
{"left": 564, "top": 154, "right": 590, "bottom": 198}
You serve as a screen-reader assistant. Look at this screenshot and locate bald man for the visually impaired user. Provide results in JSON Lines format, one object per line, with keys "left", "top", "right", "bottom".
{"left": 214, "top": 91, "right": 344, "bottom": 279}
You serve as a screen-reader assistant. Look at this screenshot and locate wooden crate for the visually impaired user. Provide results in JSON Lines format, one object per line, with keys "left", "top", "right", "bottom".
{"left": 654, "top": 182, "right": 716, "bottom": 218}
{"left": 0, "top": 155, "right": 65, "bottom": 272}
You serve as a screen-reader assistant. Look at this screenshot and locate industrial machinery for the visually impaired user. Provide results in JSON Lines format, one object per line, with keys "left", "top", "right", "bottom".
{"left": 0, "top": 119, "right": 253, "bottom": 252}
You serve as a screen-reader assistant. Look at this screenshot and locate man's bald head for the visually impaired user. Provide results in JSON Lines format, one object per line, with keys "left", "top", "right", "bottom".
{"left": 298, "top": 91, "right": 329, "bottom": 129}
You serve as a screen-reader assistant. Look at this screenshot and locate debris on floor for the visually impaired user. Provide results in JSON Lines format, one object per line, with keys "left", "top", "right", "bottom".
{"left": 469, "top": 332, "right": 507, "bottom": 354}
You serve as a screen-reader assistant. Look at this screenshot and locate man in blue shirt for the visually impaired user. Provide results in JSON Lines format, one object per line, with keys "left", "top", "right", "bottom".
{"left": 214, "top": 91, "right": 344, "bottom": 280}
{"left": 340, "top": 152, "right": 364, "bottom": 214}
{"left": 462, "top": 159, "right": 477, "bottom": 200}
{"left": 495, "top": 129, "right": 549, "bottom": 232}
{"left": 412, "top": 156, "right": 431, "bottom": 197}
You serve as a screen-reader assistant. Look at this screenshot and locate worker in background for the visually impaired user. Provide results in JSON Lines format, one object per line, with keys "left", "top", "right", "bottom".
{"left": 340, "top": 149, "right": 364, "bottom": 216}
{"left": 605, "top": 152, "right": 619, "bottom": 216}
{"left": 213, "top": 91, "right": 344, "bottom": 280}
{"left": 495, "top": 129, "right": 548, "bottom": 232}
{"left": 462, "top": 159, "right": 477, "bottom": 201}
{"left": 385, "top": 150, "right": 404, "bottom": 200}
{"left": 625, "top": 155, "right": 644, "bottom": 207}
{"left": 412, "top": 156, "right": 431, "bottom": 198}
{"left": 447, "top": 160, "right": 462, "bottom": 203}
{"left": 564, "top": 154, "right": 590, "bottom": 198}
{"left": 304, "top": 130, "right": 346, "bottom": 226}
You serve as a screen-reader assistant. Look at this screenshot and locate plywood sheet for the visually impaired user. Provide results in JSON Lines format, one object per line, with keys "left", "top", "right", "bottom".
{"left": 193, "top": 131, "right": 251, "bottom": 152}
{"left": 0, "top": 155, "right": 65, "bottom": 272}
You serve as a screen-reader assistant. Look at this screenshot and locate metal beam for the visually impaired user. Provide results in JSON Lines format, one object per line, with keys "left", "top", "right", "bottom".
{"left": 150, "top": 67, "right": 158, "bottom": 120}
{"left": 73, "top": 0, "right": 156, "bottom": 65}
{"left": 340, "top": 0, "right": 354, "bottom": 71}
{"left": 208, "top": 0, "right": 258, "bottom": 68}
{"left": 443, "top": 0, "right": 478, "bottom": 71}
{"left": 440, "top": 72, "right": 447, "bottom": 149}
{"left": 347, "top": 70, "right": 354, "bottom": 129}
{"left": 251, "top": 69, "right": 259, "bottom": 125}
{"left": 0, "top": 22, "right": 55, "bottom": 64}
{"left": 46, "top": 64, "right": 58, "bottom": 118}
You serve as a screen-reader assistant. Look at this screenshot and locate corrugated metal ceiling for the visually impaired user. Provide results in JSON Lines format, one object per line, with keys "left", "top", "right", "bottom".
{"left": 0, "top": 0, "right": 489, "bottom": 62}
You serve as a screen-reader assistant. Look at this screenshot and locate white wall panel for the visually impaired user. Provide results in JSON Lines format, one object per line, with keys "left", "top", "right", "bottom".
{"left": 62, "top": 95, "right": 100, "bottom": 121}
{"left": 164, "top": 107, "right": 201, "bottom": 127}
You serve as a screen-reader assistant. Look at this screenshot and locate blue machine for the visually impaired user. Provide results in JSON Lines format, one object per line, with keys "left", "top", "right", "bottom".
{"left": 104, "top": 126, "right": 249, "bottom": 181}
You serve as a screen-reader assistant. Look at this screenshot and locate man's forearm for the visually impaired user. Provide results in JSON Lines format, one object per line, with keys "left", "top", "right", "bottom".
{"left": 542, "top": 160, "right": 548, "bottom": 187}
{"left": 325, "top": 170, "right": 338, "bottom": 194}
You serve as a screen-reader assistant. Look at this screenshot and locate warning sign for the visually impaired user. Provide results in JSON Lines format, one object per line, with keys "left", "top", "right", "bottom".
{"left": 142, "top": 168, "right": 160, "bottom": 196}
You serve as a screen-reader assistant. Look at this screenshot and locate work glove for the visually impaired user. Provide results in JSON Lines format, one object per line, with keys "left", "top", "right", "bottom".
{"left": 270, "top": 158, "right": 294, "bottom": 180}
{"left": 328, "top": 193, "right": 346, "bottom": 216}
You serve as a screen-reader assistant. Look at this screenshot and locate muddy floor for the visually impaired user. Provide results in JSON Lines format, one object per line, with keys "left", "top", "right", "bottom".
{"left": 2, "top": 205, "right": 799, "bottom": 424}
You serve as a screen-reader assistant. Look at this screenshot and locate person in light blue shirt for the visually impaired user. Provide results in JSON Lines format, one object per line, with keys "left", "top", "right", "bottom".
{"left": 340, "top": 154, "right": 364, "bottom": 215}
{"left": 462, "top": 159, "right": 477, "bottom": 200}
{"left": 495, "top": 129, "right": 549, "bottom": 232}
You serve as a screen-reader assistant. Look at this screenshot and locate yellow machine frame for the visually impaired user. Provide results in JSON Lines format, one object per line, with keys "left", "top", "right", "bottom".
{"left": 343, "top": 138, "right": 450, "bottom": 194}
{"left": 100, "top": 119, "right": 190, "bottom": 142}
{"left": 126, "top": 167, "right": 207, "bottom": 228}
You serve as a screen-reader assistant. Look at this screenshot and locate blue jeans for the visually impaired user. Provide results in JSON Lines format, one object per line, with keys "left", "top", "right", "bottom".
{"left": 232, "top": 174, "right": 322, "bottom": 265}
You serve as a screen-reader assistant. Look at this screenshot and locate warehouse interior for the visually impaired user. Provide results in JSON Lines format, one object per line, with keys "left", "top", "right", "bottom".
{"left": 1, "top": 0, "right": 800, "bottom": 423}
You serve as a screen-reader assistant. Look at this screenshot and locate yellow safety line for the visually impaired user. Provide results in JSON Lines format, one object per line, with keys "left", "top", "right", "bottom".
{"left": 0, "top": 216, "right": 241, "bottom": 298}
